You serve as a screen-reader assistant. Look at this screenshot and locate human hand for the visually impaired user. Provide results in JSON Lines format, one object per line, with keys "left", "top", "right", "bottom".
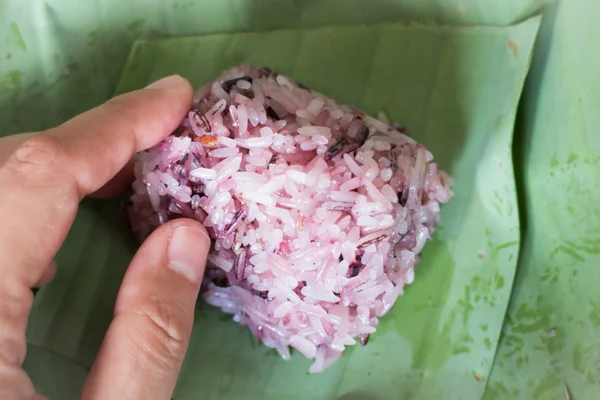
{"left": 0, "top": 76, "right": 210, "bottom": 399}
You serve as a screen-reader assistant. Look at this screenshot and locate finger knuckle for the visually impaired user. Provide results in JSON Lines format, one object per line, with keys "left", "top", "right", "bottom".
{"left": 8, "top": 134, "right": 64, "bottom": 176}
{"left": 0, "top": 358, "right": 38, "bottom": 399}
{"left": 132, "top": 296, "right": 190, "bottom": 367}
{"left": 0, "top": 288, "right": 33, "bottom": 364}
{"left": 1, "top": 289, "right": 33, "bottom": 323}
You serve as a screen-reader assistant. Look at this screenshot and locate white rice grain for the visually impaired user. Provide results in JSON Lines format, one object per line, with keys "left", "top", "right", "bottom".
{"left": 298, "top": 126, "right": 331, "bottom": 137}
{"left": 190, "top": 168, "right": 217, "bottom": 180}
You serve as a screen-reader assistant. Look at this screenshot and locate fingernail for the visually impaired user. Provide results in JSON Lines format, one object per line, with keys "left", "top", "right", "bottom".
{"left": 168, "top": 225, "right": 210, "bottom": 282}
{"left": 146, "top": 75, "right": 185, "bottom": 90}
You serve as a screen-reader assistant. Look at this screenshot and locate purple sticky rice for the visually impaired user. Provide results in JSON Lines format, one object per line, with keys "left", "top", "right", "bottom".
{"left": 126, "top": 66, "right": 453, "bottom": 373}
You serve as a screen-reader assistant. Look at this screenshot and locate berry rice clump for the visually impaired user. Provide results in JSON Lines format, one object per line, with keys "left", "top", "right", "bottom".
{"left": 126, "top": 66, "right": 453, "bottom": 373}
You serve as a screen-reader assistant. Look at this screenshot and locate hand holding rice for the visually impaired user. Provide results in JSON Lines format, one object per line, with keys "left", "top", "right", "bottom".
{"left": 126, "top": 66, "right": 453, "bottom": 373}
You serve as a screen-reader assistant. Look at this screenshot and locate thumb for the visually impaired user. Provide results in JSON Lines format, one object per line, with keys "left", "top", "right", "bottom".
{"left": 82, "top": 219, "right": 210, "bottom": 400}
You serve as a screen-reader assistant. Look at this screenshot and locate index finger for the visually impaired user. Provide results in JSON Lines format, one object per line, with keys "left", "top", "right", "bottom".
{"left": 0, "top": 75, "right": 192, "bottom": 276}
{"left": 0, "top": 75, "right": 193, "bottom": 368}
{"left": 48, "top": 75, "right": 194, "bottom": 197}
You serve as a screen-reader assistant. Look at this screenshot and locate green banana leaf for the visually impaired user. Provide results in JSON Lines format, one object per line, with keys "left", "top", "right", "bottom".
{"left": 23, "top": 18, "right": 540, "bottom": 399}
{"left": 0, "top": 0, "right": 549, "bottom": 138}
{"left": 484, "top": 1, "right": 600, "bottom": 398}
{"left": 22, "top": 345, "right": 89, "bottom": 400}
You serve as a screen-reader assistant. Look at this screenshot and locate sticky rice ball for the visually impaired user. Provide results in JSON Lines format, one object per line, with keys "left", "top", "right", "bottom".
{"left": 126, "top": 66, "right": 453, "bottom": 373}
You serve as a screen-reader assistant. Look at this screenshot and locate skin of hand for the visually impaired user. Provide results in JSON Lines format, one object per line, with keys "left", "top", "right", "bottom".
{"left": 0, "top": 75, "right": 211, "bottom": 400}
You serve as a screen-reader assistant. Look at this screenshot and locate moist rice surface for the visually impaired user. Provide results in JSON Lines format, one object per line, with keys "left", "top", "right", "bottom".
{"left": 127, "top": 66, "right": 453, "bottom": 373}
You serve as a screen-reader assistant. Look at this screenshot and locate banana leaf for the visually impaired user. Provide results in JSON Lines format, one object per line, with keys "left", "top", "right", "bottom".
{"left": 484, "top": 1, "right": 600, "bottom": 398}
{"left": 0, "top": 0, "right": 548, "bottom": 138}
{"left": 22, "top": 17, "right": 541, "bottom": 399}
{"left": 22, "top": 345, "right": 89, "bottom": 400}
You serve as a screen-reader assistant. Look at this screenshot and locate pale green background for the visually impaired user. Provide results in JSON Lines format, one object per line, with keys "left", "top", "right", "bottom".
{"left": 1, "top": 0, "right": 598, "bottom": 399}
